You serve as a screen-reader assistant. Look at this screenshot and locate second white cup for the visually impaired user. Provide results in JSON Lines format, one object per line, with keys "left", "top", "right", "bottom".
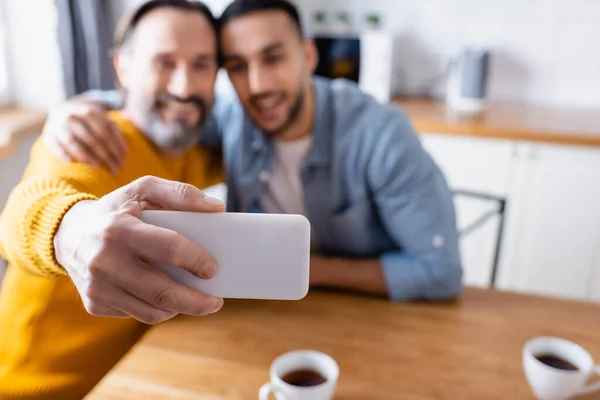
{"left": 259, "top": 350, "right": 339, "bottom": 400}
{"left": 523, "top": 337, "right": 600, "bottom": 400}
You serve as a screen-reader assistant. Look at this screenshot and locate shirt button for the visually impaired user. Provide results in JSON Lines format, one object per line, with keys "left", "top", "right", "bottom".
{"left": 432, "top": 235, "right": 445, "bottom": 248}
{"left": 259, "top": 171, "right": 271, "bottom": 182}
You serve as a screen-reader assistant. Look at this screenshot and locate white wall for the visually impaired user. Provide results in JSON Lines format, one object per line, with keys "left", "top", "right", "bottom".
{"left": 296, "top": 0, "right": 600, "bottom": 109}
{"left": 4, "top": 0, "right": 65, "bottom": 109}
{"left": 203, "top": 0, "right": 233, "bottom": 16}
{"left": 108, "top": 0, "right": 233, "bottom": 23}
{"left": 107, "top": 0, "right": 600, "bottom": 109}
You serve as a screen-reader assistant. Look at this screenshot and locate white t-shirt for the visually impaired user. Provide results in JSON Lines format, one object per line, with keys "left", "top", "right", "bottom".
{"left": 260, "top": 136, "right": 313, "bottom": 216}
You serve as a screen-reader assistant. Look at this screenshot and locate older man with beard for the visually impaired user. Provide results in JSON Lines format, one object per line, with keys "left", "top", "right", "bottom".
{"left": 0, "top": 1, "right": 227, "bottom": 398}
{"left": 45, "top": 0, "right": 463, "bottom": 303}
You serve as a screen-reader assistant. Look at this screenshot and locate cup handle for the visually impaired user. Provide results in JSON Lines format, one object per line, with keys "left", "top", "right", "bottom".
{"left": 578, "top": 366, "right": 600, "bottom": 395}
{"left": 259, "top": 382, "right": 283, "bottom": 400}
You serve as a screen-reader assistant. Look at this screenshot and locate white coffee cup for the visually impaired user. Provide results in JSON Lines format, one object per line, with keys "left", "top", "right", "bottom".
{"left": 523, "top": 337, "right": 600, "bottom": 400}
{"left": 259, "top": 350, "right": 339, "bottom": 400}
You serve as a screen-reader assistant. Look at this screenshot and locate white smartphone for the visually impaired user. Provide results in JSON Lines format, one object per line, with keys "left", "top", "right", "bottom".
{"left": 140, "top": 210, "right": 311, "bottom": 300}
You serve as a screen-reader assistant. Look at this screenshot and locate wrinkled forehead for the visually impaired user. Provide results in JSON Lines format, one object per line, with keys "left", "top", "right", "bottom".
{"left": 131, "top": 8, "right": 217, "bottom": 58}
{"left": 219, "top": 10, "right": 300, "bottom": 57}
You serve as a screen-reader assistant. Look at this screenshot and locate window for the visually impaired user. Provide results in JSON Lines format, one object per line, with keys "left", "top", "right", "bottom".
{"left": 203, "top": 0, "right": 233, "bottom": 17}
{"left": 0, "top": 1, "right": 10, "bottom": 105}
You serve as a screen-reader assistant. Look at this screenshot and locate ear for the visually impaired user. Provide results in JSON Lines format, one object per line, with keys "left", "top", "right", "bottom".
{"left": 112, "top": 51, "right": 132, "bottom": 90}
{"left": 303, "top": 39, "right": 318, "bottom": 74}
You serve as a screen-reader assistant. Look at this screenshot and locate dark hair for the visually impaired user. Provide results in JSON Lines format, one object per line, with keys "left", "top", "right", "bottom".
{"left": 219, "top": 0, "right": 303, "bottom": 37}
{"left": 114, "top": 0, "right": 218, "bottom": 50}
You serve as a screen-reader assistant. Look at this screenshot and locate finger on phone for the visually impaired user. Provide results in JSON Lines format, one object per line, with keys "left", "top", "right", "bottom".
{"left": 126, "top": 220, "right": 218, "bottom": 280}
{"left": 88, "top": 304, "right": 129, "bottom": 318}
{"left": 114, "top": 260, "right": 223, "bottom": 316}
{"left": 103, "top": 281, "right": 179, "bottom": 324}
{"left": 124, "top": 177, "right": 226, "bottom": 213}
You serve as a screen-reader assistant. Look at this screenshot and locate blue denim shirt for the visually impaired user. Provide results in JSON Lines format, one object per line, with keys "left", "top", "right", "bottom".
{"left": 90, "top": 76, "right": 462, "bottom": 301}
{"left": 201, "top": 76, "right": 463, "bottom": 301}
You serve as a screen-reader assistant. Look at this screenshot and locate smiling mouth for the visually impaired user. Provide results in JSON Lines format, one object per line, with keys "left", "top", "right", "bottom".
{"left": 253, "top": 95, "right": 285, "bottom": 113}
{"left": 159, "top": 101, "right": 202, "bottom": 124}
{"left": 161, "top": 100, "right": 199, "bottom": 114}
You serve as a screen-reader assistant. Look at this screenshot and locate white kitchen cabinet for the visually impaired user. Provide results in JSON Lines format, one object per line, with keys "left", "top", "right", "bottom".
{"left": 421, "top": 133, "right": 600, "bottom": 302}
{"left": 420, "top": 133, "right": 514, "bottom": 197}
{"left": 498, "top": 143, "right": 600, "bottom": 301}
{"left": 420, "top": 133, "right": 513, "bottom": 288}
{"left": 588, "top": 237, "right": 600, "bottom": 302}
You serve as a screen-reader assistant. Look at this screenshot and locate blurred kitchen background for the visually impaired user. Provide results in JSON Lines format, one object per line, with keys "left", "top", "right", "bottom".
{"left": 1, "top": 0, "right": 599, "bottom": 302}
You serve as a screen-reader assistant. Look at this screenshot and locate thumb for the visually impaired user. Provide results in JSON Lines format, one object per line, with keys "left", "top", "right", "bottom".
{"left": 114, "top": 176, "right": 225, "bottom": 213}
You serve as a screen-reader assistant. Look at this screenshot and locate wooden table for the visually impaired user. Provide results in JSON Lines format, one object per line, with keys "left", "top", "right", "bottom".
{"left": 85, "top": 288, "right": 600, "bottom": 400}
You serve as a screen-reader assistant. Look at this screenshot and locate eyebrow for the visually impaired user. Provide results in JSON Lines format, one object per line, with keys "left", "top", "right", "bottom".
{"left": 193, "top": 54, "right": 216, "bottom": 63}
{"left": 222, "top": 42, "right": 285, "bottom": 63}
{"left": 153, "top": 52, "right": 216, "bottom": 61}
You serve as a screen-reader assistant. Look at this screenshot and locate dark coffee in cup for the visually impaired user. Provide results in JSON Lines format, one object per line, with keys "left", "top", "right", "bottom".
{"left": 535, "top": 353, "right": 578, "bottom": 371}
{"left": 282, "top": 369, "right": 327, "bottom": 387}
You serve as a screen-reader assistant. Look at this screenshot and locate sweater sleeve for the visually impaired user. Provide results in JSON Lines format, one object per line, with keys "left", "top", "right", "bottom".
{"left": 0, "top": 138, "right": 119, "bottom": 277}
{"left": 0, "top": 179, "right": 97, "bottom": 277}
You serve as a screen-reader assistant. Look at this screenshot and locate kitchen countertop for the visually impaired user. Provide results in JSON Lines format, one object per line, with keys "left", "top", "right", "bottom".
{"left": 393, "top": 98, "right": 600, "bottom": 147}
{"left": 0, "top": 107, "right": 47, "bottom": 158}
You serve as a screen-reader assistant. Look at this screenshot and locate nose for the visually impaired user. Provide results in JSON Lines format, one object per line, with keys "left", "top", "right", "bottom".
{"left": 247, "top": 64, "right": 269, "bottom": 95}
{"left": 168, "top": 66, "right": 193, "bottom": 99}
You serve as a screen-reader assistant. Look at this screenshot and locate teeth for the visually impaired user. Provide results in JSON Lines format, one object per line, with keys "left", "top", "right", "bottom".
{"left": 165, "top": 101, "right": 195, "bottom": 112}
{"left": 257, "top": 97, "right": 280, "bottom": 110}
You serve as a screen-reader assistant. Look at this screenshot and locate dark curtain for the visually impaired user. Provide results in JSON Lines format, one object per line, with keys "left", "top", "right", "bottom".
{"left": 55, "top": 0, "right": 114, "bottom": 97}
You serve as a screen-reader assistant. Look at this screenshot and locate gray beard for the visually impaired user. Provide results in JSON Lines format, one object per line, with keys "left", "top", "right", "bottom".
{"left": 138, "top": 112, "right": 199, "bottom": 150}
{"left": 126, "top": 96, "right": 205, "bottom": 151}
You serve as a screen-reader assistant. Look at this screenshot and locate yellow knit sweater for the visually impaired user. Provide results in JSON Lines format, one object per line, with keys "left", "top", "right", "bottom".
{"left": 0, "top": 111, "right": 223, "bottom": 399}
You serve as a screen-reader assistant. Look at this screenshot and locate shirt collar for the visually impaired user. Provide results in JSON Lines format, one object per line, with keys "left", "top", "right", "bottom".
{"left": 249, "top": 76, "right": 333, "bottom": 168}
